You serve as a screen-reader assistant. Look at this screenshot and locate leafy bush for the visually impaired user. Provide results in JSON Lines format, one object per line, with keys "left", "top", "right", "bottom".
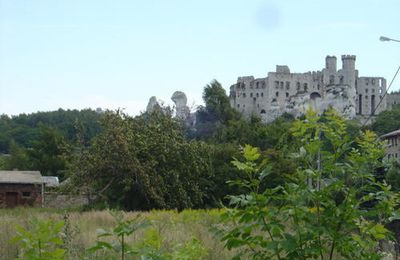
{"left": 88, "top": 211, "right": 149, "bottom": 259}
{"left": 12, "top": 218, "right": 66, "bottom": 260}
{"left": 217, "top": 109, "right": 399, "bottom": 259}
{"left": 88, "top": 211, "right": 208, "bottom": 259}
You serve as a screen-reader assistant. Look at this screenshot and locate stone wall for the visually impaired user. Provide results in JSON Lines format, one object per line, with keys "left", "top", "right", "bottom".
{"left": 230, "top": 55, "right": 387, "bottom": 122}
{"left": 387, "top": 92, "right": 400, "bottom": 110}
{"left": 44, "top": 193, "right": 91, "bottom": 208}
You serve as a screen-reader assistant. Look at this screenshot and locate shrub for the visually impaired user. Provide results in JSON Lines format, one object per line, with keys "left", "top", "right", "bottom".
{"left": 12, "top": 218, "right": 66, "bottom": 260}
{"left": 217, "top": 109, "right": 399, "bottom": 259}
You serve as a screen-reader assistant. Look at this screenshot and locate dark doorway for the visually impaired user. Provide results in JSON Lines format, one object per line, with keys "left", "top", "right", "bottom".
{"left": 371, "top": 95, "right": 375, "bottom": 115}
{"left": 310, "top": 92, "right": 321, "bottom": 100}
{"left": 5, "top": 192, "right": 18, "bottom": 207}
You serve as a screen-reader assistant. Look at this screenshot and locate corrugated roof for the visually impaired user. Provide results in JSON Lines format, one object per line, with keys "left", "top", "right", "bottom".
{"left": 381, "top": 129, "right": 400, "bottom": 139}
{"left": 42, "top": 176, "right": 59, "bottom": 187}
{"left": 0, "top": 171, "right": 43, "bottom": 184}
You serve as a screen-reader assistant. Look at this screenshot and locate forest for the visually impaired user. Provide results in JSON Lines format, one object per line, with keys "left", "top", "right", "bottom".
{"left": 2, "top": 81, "right": 400, "bottom": 259}
{"left": 1, "top": 80, "right": 400, "bottom": 209}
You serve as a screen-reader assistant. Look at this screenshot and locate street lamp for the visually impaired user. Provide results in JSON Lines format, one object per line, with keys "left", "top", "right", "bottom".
{"left": 380, "top": 36, "right": 400, "bottom": 43}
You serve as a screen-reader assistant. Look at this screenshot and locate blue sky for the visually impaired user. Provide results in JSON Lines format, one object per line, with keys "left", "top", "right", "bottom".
{"left": 0, "top": 0, "right": 399, "bottom": 116}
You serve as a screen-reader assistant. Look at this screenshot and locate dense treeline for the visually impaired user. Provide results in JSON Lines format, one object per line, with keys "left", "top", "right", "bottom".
{"left": 1, "top": 80, "right": 399, "bottom": 210}
{"left": 370, "top": 104, "right": 400, "bottom": 135}
{"left": 0, "top": 109, "right": 103, "bottom": 177}
{"left": 62, "top": 80, "right": 300, "bottom": 209}
{"left": 0, "top": 108, "right": 103, "bottom": 153}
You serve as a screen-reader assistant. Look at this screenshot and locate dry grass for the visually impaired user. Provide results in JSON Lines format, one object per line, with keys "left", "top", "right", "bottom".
{"left": 0, "top": 208, "right": 235, "bottom": 260}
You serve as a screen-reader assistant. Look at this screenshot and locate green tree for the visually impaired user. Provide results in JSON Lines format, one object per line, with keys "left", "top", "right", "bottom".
{"left": 4, "top": 140, "right": 30, "bottom": 170}
{"left": 202, "top": 80, "right": 235, "bottom": 122}
{"left": 194, "top": 80, "right": 240, "bottom": 139}
{"left": 218, "top": 109, "right": 399, "bottom": 259}
{"left": 69, "top": 110, "right": 213, "bottom": 210}
{"left": 371, "top": 104, "right": 400, "bottom": 135}
{"left": 385, "top": 160, "right": 400, "bottom": 192}
{"left": 27, "top": 125, "right": 69, "bottom": 178}
{"left": 216, "top": 114, "right": 294, "bottom": 150}
{"left": 0, "top": 109, "right": 102, "bottom": 153}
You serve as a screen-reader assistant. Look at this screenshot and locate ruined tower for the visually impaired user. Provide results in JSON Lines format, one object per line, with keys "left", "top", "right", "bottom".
{"left": 341, "top": 55, "right": 356, "bottom": 89}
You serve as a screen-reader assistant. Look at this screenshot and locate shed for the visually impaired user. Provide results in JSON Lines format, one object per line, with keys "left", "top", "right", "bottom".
{"left": 0, "top": 171, "right": 44, "bottom": 207}
{"left": 42, "top": 176, "right": 60, "bottom": 188}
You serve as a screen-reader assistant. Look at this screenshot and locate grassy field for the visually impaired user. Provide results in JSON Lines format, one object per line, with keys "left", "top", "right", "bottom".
{"left": 0, "top": 208, "right": 235, "bottom": 260}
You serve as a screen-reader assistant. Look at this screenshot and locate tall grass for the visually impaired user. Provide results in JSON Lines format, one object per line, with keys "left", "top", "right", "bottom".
{"left": 0, "top": 208, "right": 234, "bottom": 260}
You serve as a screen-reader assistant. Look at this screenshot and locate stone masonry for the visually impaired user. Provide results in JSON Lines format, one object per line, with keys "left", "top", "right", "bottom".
{"left": 229, "top": 55, "right": 388, "bottom": 122}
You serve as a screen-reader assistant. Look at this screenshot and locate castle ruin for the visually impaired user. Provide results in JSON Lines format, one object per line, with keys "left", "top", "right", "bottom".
{"left": 229, "top": 55, "right": 388, "bottom": 122}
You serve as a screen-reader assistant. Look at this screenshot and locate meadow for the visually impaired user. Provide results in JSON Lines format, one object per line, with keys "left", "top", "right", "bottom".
{"left": 0, "top": 208, "right": 235, "bottom": 260}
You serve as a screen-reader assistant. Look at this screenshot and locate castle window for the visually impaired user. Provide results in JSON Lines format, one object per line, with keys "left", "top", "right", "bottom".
{"left": 329, "top": 75, "right": 335, "bottom": 84}
{"left": 317, "top": 84, "right": 321, "bottom": 90}
{"left": 243, "top": 104, "right": 245, "bottom": 108}
{"left": 365, "top": 89, "right": 368, "bottom": 93}
{"left": 256, "top": 93, "right": 259, "bottom": 97}
{"left": 242, "top": 93, "right": 246, "bottom": 98}
{"left": 256, "top": 82, "right": 259, "bottom": 88}
{"left": 261, "top": 92, "right": 264, "bottom": 97}
{"left": 366, "top": 79, "right": 369, "bottom": 85}
{"left": 280, "top": 82, "right": 284, "bottom": 89}
{"left": 262, "top": 82, "right": 266, "bottom": 88}
{"left": 237, "top": 104, "right": 240, "bottom": 108}
{"left": 260, "top": 109, "right": 266, "bottom": 114}
{"left": 286, "top": 82, "right": 290, "bottom": 90}
{"left": 372, "top": 89, "right": 375, "bottom": 93}
{"left": 304, "top": 83, "right": 308, "bottom": 92}
{"left": 286, "top": 92, "right": 289, "bottom": 98}
{"left": 276, "top": 92, "right": 279, "bottom": 97}
{"left": 365, "top": 95, "right": 368, "bottom": 99}
{"left": 372, "top": 79, "right": 376, "bottom": 85}
{"left": 250, "top": 93, "right": 253, "bottom": 97}
{"left": 296, "top": 82, "right": 301, "bottom": 90}
{"left": 253, "top": 97, "right": 256, "bottom": 102}
{"left": 371, "top": 95, "right": 376, "bottom": 115}
{"left": 339, "top": 76, "right": 344, "bottom": 84}
{"left": 275, "top": 81, "right": 279, "bottom": 89}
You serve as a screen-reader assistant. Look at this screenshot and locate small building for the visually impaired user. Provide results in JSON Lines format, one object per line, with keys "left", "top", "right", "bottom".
{"left": 0, "top": 171, "right": 44, "bottom": 208}
{"left": 381, "top": 129, "right": 400, "bottom": 161}
{"left": 42, "top": 176, "right": 60, "bottom": 188}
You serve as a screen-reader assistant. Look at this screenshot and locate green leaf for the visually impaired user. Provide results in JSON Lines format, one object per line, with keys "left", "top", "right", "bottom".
{"left": 243, "top": 145, "right": 260, "bottom": 162}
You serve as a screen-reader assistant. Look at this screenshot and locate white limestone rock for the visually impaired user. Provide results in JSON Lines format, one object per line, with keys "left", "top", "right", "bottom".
{"left": 171, "top": 91, "right": 190, "bottom": 120}
{"left": 146, "top": 96, "right": 160, "bottom": 113}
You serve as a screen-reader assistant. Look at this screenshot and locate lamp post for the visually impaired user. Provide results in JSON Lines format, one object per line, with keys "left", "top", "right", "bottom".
{"left": 380, "top": 36, "right": 400, "bottom": 43}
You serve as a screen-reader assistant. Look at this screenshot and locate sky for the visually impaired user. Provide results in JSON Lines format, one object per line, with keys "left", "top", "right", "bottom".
{"left": 0, "top": 0, "right": 399, "bottom": 116}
